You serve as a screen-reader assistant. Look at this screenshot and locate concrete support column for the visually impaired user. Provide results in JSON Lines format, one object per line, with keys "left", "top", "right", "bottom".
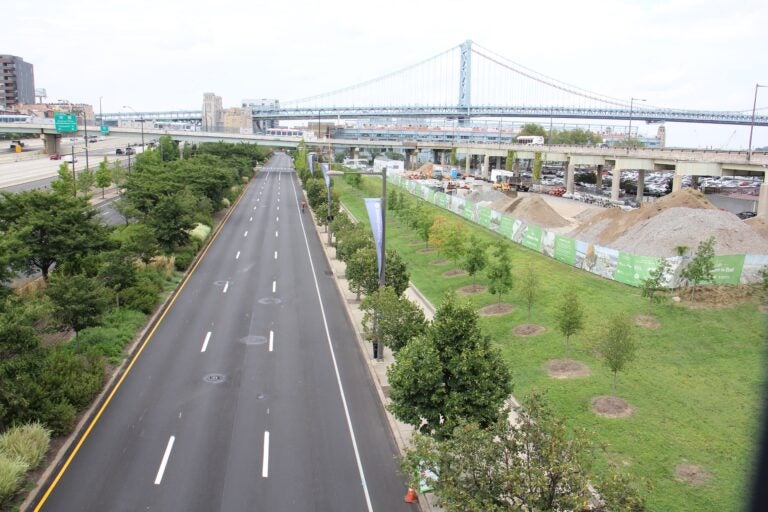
{"left": 691, "top": 175, "right": 699, "bottom": 190}
{"left": 483, "top": 154, "right": 490, "bottom": 179}
{"left": 465, "top": 150, "right": 471, "bottom": 175}
{"left": 672, "top": 174, "right": 682, "bottom": 193}
{"left": 353, "top": 147, "right": 359, "bottom": 160}
{"left": 566, "top": 160, "right": 575, "bottom": 195}
{"left": 42, "top": 133, "right": 60, "bottom": 155}
{"left": 595, "top": 164, "right": 603, "bottom": 190}
{"left": 611, "top": 168, "right": 621, "bottom": 202}
{"left": 757, "top": 183, "right": 768, "bottom": 220}
{"left": 495, "top": 156, "right": 502, "bottom": 172}
{"left": 636, "top": 169, "right": 645, "bottom": 203}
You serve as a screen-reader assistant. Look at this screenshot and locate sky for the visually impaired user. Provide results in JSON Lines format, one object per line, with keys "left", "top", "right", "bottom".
{"left": 4, "top": 0, "right": 768, "bottom": 149}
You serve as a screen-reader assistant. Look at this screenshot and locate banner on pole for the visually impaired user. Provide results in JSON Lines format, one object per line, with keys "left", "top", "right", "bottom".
{"left": 308, "top": 153, "right": 314, "bottom": 175}
{"left": 365, "top": 198, "right": 384, "bottom": 278}
{"left": 320, "top": 163, "right": 330, "bottom": 190}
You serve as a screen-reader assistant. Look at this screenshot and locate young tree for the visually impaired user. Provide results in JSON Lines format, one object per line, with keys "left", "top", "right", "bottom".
{"left": 50, "top": 162, "right": 75, "bottom": 197}
{"left": 486, "top": 240, "right": 513, "bottom": 304}
{"left": 384, "top": 249, "right": 411, "bottom": 297}
{"left": 335, "top": 225, "right": 373, "bottom": 263}
{"left": 47, "top": 272, "right": 113, "bottom": 342}
{"left": 346, "top": 246, "right": 378, "bottom": 300}
{"left": 98, "top": 250, "right": 138, "bottom": 308}
{"left": 519, "top": 265, "right": 539, "bottom": 322}
{"left": 76, "top": 167, "right": 95, "bottom": 197}
{"left": 94, "top": 157, "right": 112, "bottom": 199}
{"left": 532, "top": 151, "right": 542, "bottom": 183}
{"left": 641, "top": 258, "right": 670, "bottom": 305}
{"left": 554, "top": 287, "right": 585, "bottom": 359}
{"left": 158, "top": 135, "right": 180, "bottom": 161}
{"left": 462, "top": 234, "right": 488, "bottom": 286}
{"left": 361, "top": 286, "right": 426, "bottom": 353}
{"left": 112, "top": 160, "right": 127, "bottom": 194}
{"left": 681, "top": 236, "right": 716, "bottom": 302}
{"left": 597, "top": 313, "right": 638, "bottom": 392}
{"left": 148, "top": 192, "right": 196, "bottom": 252}
{"left": 112, "top": 224, "right": 160, "bottom": 264}
{"left": 388, "top": 292, "right": 512, "bottom": 438}
{"left": 402, "top": 392, "right": 647, "bottom": 512}
{"left": 442, "top": 222, "right": 467, "bottom": 266}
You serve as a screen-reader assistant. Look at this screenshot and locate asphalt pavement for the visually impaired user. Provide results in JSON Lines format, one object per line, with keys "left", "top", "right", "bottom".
{"left": 33, "top": 153, "right": 411, "bottom": 511}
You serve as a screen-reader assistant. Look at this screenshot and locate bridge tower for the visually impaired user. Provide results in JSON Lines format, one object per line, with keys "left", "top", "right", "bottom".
{"left": 458, "top": 40, "right": 472, "bottom": 125}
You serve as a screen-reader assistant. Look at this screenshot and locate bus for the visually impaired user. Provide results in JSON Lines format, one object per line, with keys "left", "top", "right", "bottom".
{"left": 0, "top": 114, "right": 33, "bottom": 123}
{"left": 516, "top": 135, "right": 544, "bottom": 145}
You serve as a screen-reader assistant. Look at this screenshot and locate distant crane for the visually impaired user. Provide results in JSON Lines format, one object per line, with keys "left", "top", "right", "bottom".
{"left": 721, "top": 129, "right": 738, "bottom": 149}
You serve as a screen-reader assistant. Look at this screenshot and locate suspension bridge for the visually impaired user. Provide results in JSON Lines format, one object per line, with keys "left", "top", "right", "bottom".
{"left": 249, "top": 40, "right": 767, "bottom": 126}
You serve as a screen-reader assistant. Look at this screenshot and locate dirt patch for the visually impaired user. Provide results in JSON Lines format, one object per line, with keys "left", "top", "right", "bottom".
{"left": 504, "top": 195, "right": 569, "bottom": 228}
{"left": 676, "top": 284, "right": 759, "bottom": 308}
{"left": 591, "top": 395, "right": 634, "bottom": 418}
{"left": 400, "top": 233, "right": 417, "bottom": 239}
{"left": 457, "top": 284, "right": 487, "bottom": 294}
{"left": 41, "top": 328, "right": 74, "bottom": 347}
{"left": 430, "top": 258, "right": 449, "bottom": 265}
{"left": 417, "top": 247, "right": 436, "bottom": 254}
{"left": 408, "top": 240, "right": 425, "bottom": 247}
{"left": 746, "top": 216, "right": 768, "bottom": 239}
{"left": 635, "top": 314, "right": 660, "bottom": 329}
{"left": 513, "top": 324, "right": 546, "bottom": 336}
{"left": 443, "top": 268, "right": 468, "bottom": 277}
{"left": 478, "top": 303, "right": 514, "bottom": 316}
{"left": 545, "top": 359, "right": 591, "bottom": 379}
{"left": 675, "top": 463, "right": 712, "bottom": 486}
{"left": 760, "top": 304, "right": 768, "bottom": 314}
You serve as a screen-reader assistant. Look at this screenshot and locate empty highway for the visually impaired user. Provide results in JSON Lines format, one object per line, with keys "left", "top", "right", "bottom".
{"left": 35, "top": 153, "right": 411, "bottom": 511}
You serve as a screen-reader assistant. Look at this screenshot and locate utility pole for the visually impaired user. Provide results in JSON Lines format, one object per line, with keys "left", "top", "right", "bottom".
{"left": 748, "top": 84, "right": 766, "bottom": 162}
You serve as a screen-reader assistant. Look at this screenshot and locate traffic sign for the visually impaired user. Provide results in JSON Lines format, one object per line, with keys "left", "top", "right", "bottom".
{"left": 54, "top": 113, "right": 77, "bottom": 133}
{"left": 100, "top": 125, "right": 109, "bottom": 135}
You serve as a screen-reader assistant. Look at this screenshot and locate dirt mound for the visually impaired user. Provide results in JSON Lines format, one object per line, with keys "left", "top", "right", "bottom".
{"left": 415, "top": 162, "right": 433, "bottom": 178}
{"left": 545, "top": 359, "right": 591, "bottom": 379}
{"left": 513, "top": 324, "right": 546, "bottom": 336}
{"left": 467, "top": 188, "right": 507, "bottom": 203}
{"left": 591, "top": 396, "right": 634, "bottom": 418}
{"left": 506, "top": 195, "right": 569, "bottom": 228}
{"left": 570, "top": 189, "right": 718, "bottom": 246}
{"left": 478, "top": 303, "right": 515, "bottom": 316}
{"left": 611, "top": 208, "right": 768, "bottom": 256}
{"left": 746, "top": 216, "right": 768, "bottom": 239}
{"left": 675, "top": 463, "right": 711, "bottom": 486}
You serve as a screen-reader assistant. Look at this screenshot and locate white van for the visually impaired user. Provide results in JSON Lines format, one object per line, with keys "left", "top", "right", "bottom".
{"left": 63, "top": 154, "right": 77, "bottom": 163}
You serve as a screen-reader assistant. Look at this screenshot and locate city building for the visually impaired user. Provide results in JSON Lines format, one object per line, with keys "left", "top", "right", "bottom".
{"left": 222, "top": 107, "right": 253, "bottom": 134}
{"left": 0, "top": 55, "right": 35, "bottom": 108}
{"left": 242, "top": 98, "right": 279, "bottom": 132}
{"left": 202, "top": 92, "right": 223, "bottom": 131}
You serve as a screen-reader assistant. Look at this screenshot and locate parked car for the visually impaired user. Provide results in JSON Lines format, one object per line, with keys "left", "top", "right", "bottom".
{"left": 737, "top": 211, "right": 757, "bottom": 220}
{"left": 115, "top": 148, "right": 124, "bottom": 155}
{"left": 49, "top": 153, "right": 62, "bottom": 160}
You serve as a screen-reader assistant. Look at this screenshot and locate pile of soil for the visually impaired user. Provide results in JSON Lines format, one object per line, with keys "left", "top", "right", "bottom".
{"left": 505, "top": 195, "right": 570, "bottom": 228}
{"left": 746, "top": 216, "right": 768, "bottom": 239}
{"left": 467, "top": 188, "right": 507, "bottom": 203}
{"left": 415, "top": 162, "right": 434, "bottom": 178}
{"left": 569, "top": 189, "right": 768, "bottom": 256}
{"left": 611, "top": 208, "right": 768, "bottom": 256}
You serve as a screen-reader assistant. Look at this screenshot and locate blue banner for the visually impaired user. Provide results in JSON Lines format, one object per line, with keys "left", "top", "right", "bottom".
{"left": 320, "top": 163, "right": 330, "bottom": 190}
{"left": 308, "top": 153, "right": 314, "bottom": 175}
{"left": 365, "top": 197, "right": 384, "bottom": 279}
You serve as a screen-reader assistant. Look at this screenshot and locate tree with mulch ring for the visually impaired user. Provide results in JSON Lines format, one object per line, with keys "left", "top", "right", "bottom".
{"left": 545, "top": 359, "right": 591, "bottom": 379}
{"left": 597, "top": 313, "right": 638, "bottom": 393}
{"left": 457, "top": 284, "right": 486, "bottom": 295}
{"left": 635, "top": 314, "right": 660, "bottom": 329}
{"left": 442, "top": 269, "right": 467, "bottom": 278}
{"left": 554, "top": 287, "right": 584, "bottom": 360}
{"left": 430, "top": 258, "right": 449, "bottom": 265}
{"left": 513, "top": 324, "right": 546, "bottom": 336}
{"left": 675, "top": 463, "right": 712, "bottom": 486}
{"left": 591, "top": 395, "right": 634, "bottom": 418}
{"left": 486, "top": 240, "right": 513, "bottom": 306}
{"left": 461, "top": 234, "right": 488, "bottom": 290}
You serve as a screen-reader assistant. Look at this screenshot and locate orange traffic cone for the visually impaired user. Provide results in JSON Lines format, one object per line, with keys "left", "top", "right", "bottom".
{"left": 404, "top": 487, "right": 418, "bottom": 503}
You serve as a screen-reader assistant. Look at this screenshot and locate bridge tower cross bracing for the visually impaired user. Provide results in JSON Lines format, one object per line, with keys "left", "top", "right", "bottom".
{"left": 458, "top": 40, "right": 472, "bottom": 125}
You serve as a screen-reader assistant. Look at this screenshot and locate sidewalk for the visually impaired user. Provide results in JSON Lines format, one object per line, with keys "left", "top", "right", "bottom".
{"left": 307, "top": 212, "right": 443, "bottom": 511}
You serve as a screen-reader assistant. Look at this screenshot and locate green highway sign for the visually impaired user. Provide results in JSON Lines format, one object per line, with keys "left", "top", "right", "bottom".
{"left": 100, "top": 125, "right": 109, "bottom": 135}
{"left": 54, "top": 113, "right": 77, "bottom": 133}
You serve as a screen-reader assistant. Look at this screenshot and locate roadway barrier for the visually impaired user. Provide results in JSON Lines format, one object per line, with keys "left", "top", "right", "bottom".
{"left": 389, "top": 174, "right": 767, "bottom": 288}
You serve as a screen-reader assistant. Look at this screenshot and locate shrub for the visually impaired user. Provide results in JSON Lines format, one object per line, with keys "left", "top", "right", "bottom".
{"left": 174, "top": 245, "right": 197, "bottom": 271}
{"left": 189, "top": 223, "right": 211, "bottom": 244}
{"left": 39, "top": 347, "right": 104, "bottom": 410}
{"left": 37, "top": 400, "right": 76, "bottom": 436}
{"left": 0, "top": 453, "right": 28, "bottom": 505}
{"left": 221, "top": 197, "right": 231, "bottom": 209}
{"left": 121, "top": 280, "right": 161, "bottom": 314}
{"left": 0, "top": 422, "right": 51, "bottom": 468}
{"left": 77, "top": 309, "right": 146, "bottom": 361}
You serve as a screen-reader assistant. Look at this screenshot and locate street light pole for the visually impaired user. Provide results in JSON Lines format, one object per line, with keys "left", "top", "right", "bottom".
{"left": 628, "top": 97, "right": 646, "bottom": 150}
{"left": 99, "top": 96, "right": 103, "bottom": 132}
{"left": 71, "top": 145, "right": 77, "bottom": 197}
{"left": 748, "top": 83, "right": 766, "bottom": 162}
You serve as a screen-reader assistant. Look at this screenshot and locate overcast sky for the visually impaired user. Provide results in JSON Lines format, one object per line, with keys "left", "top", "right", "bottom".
{"left": 5, "top": 0, "right": 767, "bottom": 148}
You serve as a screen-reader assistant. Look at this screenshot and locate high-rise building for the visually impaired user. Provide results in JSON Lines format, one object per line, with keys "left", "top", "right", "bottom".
{"left": 202, "top": 92, "right": 223, "bottom": 131}
{"left": 0, "top": 55, "right": 35, "bottom": 108}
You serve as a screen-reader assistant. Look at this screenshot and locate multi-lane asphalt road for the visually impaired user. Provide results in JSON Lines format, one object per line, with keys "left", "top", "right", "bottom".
{"left": 34, "top": 153, "right": 412, "bottom": 511}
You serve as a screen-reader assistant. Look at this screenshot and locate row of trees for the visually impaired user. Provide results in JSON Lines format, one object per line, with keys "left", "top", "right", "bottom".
{"left": 330, "top": 175, "right": 646, "bottom": 509}
{"left": 0, "top": 140, "right": 270, "bottom": 437}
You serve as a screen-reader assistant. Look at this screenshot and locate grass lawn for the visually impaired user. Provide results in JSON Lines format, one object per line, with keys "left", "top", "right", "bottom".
{"left": 335, "top": 176, "right": 766, "bottom": 511}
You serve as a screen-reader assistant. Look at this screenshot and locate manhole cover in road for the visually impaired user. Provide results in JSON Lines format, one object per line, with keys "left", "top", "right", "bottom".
{"left": 204, "top": 373, "right": 226, "bottom": 384}
{"left": 258, "top": 297, "right": 282, "bottom": 305}
{"left": 240, "top": 335, "right": 267, "bottom": 346}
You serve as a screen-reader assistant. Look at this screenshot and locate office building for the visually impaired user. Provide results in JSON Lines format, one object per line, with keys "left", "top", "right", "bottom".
{"left": 0, "top": 55, "right": 35, "bottom": 108}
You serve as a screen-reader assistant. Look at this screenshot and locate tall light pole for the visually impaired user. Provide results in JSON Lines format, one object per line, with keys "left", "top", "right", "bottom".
{"left": 628, "top": 97, "right": 646, "bottom": 149}
{"left": 748, "top": 84, "right": 766, "bottom": 162}
{"left": 123, "top": 105, "right": 145, "bottom": 148}
{"left": 99, "top": 96, "right": 103, "bottom": 133}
